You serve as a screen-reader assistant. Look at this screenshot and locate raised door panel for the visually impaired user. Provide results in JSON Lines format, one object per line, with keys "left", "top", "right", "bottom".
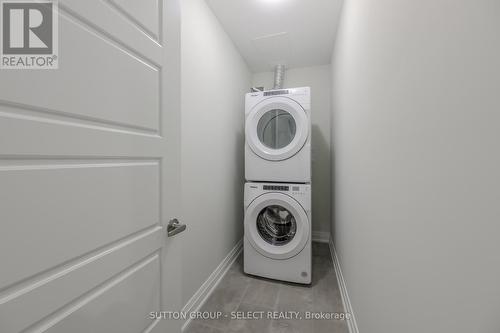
{"left": 107, "top": 0, "right": 160, "bottom": 41}
{"left": 0, "top": 11, "right": 160, "bottom": 132}
{"left": 0, "top": 159, "right": 160, "bottom": 290}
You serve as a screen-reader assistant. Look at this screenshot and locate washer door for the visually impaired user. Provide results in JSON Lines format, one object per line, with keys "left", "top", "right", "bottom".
{"left": 245, "top": 192, "right": 310, "bottom": 260}
{"left": 246, "top": 97, "right": 308, "bottom": 161}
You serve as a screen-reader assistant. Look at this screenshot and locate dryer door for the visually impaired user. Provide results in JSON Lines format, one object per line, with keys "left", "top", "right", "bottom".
{"left": 246, "top": 97, "right": 308, "bottom": 161}
{"left": 245, "top": 192, "right": 310, "bottom": 260}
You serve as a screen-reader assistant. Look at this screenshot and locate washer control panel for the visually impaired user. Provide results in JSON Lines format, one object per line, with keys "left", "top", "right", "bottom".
{"left": 263, "top": 185, "right": 289, "bottom": 191}
{"left": 257, "top": 183, "right": 309, "bottom": 196}
{"left": 245, "top": 183, "right": 311, "bottom": 209}
{"left": 290, "top": 185, "right": 307, "bottom": 196}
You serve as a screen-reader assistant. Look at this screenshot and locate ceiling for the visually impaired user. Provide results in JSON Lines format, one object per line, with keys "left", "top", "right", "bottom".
{"left": 205, "top": 0, "right": 344, "bottom": 72}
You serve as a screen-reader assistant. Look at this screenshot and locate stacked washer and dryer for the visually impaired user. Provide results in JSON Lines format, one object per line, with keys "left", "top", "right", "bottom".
{"left": 244, "top": 86, "right": 312, "bottom": 284}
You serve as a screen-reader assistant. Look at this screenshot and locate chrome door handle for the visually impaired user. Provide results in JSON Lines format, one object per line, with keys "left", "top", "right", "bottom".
{"left": 167, "top": 218, "right": 186, "bottom": 237}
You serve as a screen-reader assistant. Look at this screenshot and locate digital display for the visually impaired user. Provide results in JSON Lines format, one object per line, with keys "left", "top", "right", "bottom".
{"left": 263, "top": 185, "right": 289, "bottom": 191}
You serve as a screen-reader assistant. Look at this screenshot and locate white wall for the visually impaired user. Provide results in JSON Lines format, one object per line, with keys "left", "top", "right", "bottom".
{"left": 331, "top": 0, "right": 500, "bottom": 332}
{"left": 253, "top": 65, "right": 332, "bottom": 235}
{"left": 181, "top": 0, "right": 251, "bottom": 305}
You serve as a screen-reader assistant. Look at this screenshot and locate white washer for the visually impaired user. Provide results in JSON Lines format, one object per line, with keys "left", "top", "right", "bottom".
{"left": 245, "top": 87, "right": 311, "bottom": 183}
{"left": 244, "top": 182, "right": 311, "bottom": 284}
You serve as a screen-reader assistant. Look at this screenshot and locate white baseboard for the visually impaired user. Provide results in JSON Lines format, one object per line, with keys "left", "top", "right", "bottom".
{"left": 312, "top": 231, "right": 330, "bottom": 243}
{"left": 181, "top": 239, "right": 243, "bottom": 332}
{"left": 329, "top": 237, "right": 359, "bottom": 333}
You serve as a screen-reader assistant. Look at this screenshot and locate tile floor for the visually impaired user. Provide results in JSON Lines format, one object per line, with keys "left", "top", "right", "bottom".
{"left": 185, "top": 242, "right": 350, "bottom": 333}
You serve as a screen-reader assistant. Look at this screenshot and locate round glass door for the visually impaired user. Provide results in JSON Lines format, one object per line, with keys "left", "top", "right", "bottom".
{"left": 257, "top": 110, "right": 296, "bottom": 150}
{"left": 257, "top": 205, "right": 297, "bottom": 246}
{"left": 246, "top": 97, "right": 308, "bottom": 161}
{"left": 244, "top": 192, "right": 309, "bottom": 260}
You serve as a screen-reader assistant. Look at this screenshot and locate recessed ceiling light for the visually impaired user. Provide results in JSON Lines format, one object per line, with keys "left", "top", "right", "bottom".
{"left": 259, "top": 0, "right": 287, "bottom": 3}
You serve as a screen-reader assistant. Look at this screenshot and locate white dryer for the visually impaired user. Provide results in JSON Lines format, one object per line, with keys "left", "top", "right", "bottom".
{"left": 245, "top": 87, "right": 311, "bottom": 183}
{"left": 244, "top": 182, "right": 311, "bottom": 284}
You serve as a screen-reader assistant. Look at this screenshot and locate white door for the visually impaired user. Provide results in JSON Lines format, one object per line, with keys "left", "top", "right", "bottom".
{"left": 245, "top": 97, "right": 309, "bottom": 161}
{"left": 0, "top": 0, "right": 182, "bottom": 332}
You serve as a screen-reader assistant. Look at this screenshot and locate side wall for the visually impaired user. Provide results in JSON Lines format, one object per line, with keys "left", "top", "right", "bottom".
{"left": 331, "top": 0, "right": 500, "bottom": 332}
{"left": 253, "top": 65, "right": 332, "bottom": 236}
{"left": 181, "top": 0, "right": 251, "bottom": 305}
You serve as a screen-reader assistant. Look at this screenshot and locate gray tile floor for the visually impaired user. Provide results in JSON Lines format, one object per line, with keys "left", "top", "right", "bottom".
{"left": 185, "top": 242, "right": 350, "bottom": 333}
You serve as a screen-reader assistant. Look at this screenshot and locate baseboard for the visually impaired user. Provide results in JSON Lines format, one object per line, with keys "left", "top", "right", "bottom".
{"left": 329, "top": 237, "right": 360, "bottom": 333}
{"left": 181, "top": 239, "right": 243, "bottom": 332}
{"left": 312, "top": 230, "right": 330, "bottom": 243}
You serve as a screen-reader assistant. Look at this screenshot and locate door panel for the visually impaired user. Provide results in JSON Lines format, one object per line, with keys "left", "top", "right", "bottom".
{"left": 59, "top": 0, "right": 163, "bottom": 63}
{"left": 0, "top": 9, "right": 161, "bottom": 131}
{"left": 40, "top": 255, "right": 160, "bottom": 333}
{"left": 0, "top": 0, "right": 181, "bottom": 332}
{"left": 107, "top": 0, "right": 160, "bottom": 41}
{"left": 0, "top": 228, "right": 162, "bottom": 333}
{"left": 0, "top": 160, "right": 159, "bottom": 289}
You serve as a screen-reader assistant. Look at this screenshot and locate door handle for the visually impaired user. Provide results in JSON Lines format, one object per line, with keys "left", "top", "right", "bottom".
{"left": 167, "top": 218, "right": 186, "bottom": 237}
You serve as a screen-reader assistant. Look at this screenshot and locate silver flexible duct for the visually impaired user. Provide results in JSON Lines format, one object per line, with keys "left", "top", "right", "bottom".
{"left": 273, "top": 64, "right": 285, "bottom": 90}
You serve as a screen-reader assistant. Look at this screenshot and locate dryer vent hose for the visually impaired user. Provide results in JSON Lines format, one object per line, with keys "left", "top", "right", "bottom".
{"left": 273, "top": 64, "right": 286, "bottom": 90}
